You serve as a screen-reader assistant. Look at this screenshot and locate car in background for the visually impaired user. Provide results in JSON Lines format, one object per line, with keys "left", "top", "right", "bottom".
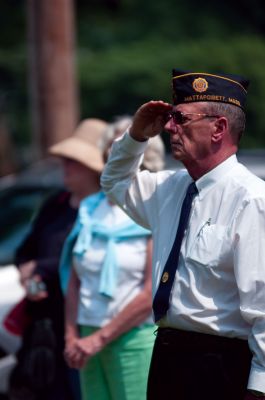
{"left": 237, "top": 149, "right": 265, "bottom": 180}
{"left": 0, "top": 158, "right": 63, "bottom": 394}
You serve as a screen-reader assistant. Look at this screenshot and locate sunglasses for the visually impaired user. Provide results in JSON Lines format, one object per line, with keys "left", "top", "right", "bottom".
{"left": 167, "top": 110, "right": 220, "bottom": 125}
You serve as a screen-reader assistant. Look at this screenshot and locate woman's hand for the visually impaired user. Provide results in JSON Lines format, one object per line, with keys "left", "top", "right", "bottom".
{"left": 19, "top": 260, "right": 37, "bottom": 287}
{"left": 64, "top": 331, "right": 105, "bottom": 369}
{"left": 25, "top": 274, "right": 48, "bottom": 301}
{"left": 64, "top": 335, "right": 83, "bottom": 369}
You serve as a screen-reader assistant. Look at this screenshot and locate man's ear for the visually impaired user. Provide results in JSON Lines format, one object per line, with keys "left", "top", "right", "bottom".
{"left": 211, "top": 117, "right": 228, "bottom": 143}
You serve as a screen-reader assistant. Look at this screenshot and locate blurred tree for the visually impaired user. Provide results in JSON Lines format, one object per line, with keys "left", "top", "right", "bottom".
{"left": 27, "top": 0, "right": 79, "bottom": 159}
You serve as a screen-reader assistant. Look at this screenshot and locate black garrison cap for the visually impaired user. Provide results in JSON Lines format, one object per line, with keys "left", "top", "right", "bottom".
{"left": 172, "top": 70, "right": 250, "bottom": 111}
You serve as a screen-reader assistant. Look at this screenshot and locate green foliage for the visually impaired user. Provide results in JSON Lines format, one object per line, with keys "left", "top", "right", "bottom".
{"left": 0, "top": 48, "right": 29, "bottom": 145}
{"left": 1, "top": 0, "right": 265, "bottom": 152}
{"left": 78, "top": 34, "right": 265, "bottom": 148}
{"left": 0, "top": 1, "right": 27, "bottom": 50}
{"left": 0, "top": 1, "right": 29, "bottom": 147}
{"left": 75, "top": 0, "right": 265, "bottom": 148}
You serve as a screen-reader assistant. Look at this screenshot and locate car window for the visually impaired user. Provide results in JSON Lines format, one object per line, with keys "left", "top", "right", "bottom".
{"left": 0, "top": 186, "right": 59, "bottom": 266}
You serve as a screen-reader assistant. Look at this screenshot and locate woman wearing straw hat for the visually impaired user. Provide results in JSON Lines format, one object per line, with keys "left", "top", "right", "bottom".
{"left": 62, "top": 117, "right": 165, "bottom": 400}
{"left": 9, "top": 118, "right": 108, "bottom": 400}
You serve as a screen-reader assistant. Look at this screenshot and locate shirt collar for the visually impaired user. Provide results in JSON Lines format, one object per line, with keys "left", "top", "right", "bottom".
{"left": 195, "top": 154, "right": 238, "bottom": 200}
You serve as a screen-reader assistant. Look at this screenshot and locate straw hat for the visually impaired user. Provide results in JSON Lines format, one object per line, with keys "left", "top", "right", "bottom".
{"left": 49, "top": 118, "right": 108, "bottom": 172}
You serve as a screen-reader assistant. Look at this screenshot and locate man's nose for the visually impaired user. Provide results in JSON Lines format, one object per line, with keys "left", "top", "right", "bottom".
{"left": 164, "top": 118, "right": 177, "bottom": 134}
{"left": 164, "top": 118, "right": 172, "bottom": 132}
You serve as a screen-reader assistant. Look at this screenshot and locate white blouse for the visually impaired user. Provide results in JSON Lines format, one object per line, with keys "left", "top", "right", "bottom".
{"left": 74, "top": 197, "right": 151, "bottom": 327}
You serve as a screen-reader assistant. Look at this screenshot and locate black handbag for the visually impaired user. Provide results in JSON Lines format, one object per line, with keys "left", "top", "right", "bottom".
{"left": 23, "top": 318, "right": 57, "bottom": 391}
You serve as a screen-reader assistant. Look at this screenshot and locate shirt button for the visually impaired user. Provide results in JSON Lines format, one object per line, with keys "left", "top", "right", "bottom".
{"left": 161, "top": 272, "right": 169, "bottom": 283}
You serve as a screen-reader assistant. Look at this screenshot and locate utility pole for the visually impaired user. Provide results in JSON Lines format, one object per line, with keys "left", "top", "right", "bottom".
{"left": 27, "top": 0, "right": 79, "bottom": 158}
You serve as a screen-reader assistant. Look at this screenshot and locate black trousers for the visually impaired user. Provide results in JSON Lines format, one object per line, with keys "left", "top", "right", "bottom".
{"left": 147, "top": 328, "right": 252, "bottom": 400}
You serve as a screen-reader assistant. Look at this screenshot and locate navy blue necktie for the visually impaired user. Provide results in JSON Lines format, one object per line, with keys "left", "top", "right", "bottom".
{"left": 153, "top": 181, "right": 198, "bottom": 322}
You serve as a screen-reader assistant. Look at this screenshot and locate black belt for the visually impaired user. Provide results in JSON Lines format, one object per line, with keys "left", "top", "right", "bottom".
{"left": 156, "top": 327, "right": 250, "bottom": 355}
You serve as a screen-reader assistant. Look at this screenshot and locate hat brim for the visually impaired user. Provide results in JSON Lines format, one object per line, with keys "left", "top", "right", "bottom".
{"left": 49, "top": 137, "right": 104, "bottom": 172}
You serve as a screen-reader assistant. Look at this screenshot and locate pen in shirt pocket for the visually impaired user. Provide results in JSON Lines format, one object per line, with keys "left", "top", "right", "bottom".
{"left": 197, "top": 218, "right": 212, "bottom": 237}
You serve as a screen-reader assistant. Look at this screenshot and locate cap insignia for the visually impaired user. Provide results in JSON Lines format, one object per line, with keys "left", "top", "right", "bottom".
{"left": 192, "top": 77, "right": 208, "bottom": 93}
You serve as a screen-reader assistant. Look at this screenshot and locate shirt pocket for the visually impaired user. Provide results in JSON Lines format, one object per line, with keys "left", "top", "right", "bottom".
{"left": 186, "top": 224, "right": 228, "bottom": 268}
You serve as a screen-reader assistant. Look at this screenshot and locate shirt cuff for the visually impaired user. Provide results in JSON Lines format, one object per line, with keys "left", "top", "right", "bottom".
{"left": 248, "top": 368, "right": 265, "bottom": 393}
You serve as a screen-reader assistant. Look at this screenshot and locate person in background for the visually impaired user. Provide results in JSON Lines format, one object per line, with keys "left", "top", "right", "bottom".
{"left": 100, "top": 116, "right": 165, "bottom": 173}
{"left": 62, "top": 116, "right": 165, "bottom": 400}
{"left": 9, "top": 118, "right": 108, "bottom": 400}
{"left": 100, "top": 70, "right": 265, "bottom": 400}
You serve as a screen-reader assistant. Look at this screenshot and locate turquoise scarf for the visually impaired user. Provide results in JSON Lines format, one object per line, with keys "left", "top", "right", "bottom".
{"left": 59, "top": 191, "right": 151, "bottom": 297}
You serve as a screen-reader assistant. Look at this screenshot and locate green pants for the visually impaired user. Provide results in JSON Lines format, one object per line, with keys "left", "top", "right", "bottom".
{"left": 79, "top": 325, "right": 155, "bottom": 400}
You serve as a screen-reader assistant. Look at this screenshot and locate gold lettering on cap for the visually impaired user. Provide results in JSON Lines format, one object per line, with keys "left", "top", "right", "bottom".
{"left": 192, "top": 77, "right": 208, "bottom": 93}
{"left": 228, "top": 98, "right": 241, "bottom": 106}
{"left": 184, "top": 94, "right": 227, "bottom": 103}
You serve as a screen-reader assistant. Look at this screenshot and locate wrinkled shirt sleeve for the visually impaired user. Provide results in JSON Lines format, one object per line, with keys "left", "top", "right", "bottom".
{"left": 232, "top": 198, "right": 265, "bottom": 392}
{"left": 101, "top": 131, "right": 157, "bottom": 230}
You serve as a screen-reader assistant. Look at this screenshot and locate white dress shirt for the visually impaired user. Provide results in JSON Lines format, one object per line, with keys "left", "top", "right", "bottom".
{"left": 73, "top": 197, "right": 151, "bottom": 327}
{"left": 101, "top": 131, "right": 265, "bottom": 392}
